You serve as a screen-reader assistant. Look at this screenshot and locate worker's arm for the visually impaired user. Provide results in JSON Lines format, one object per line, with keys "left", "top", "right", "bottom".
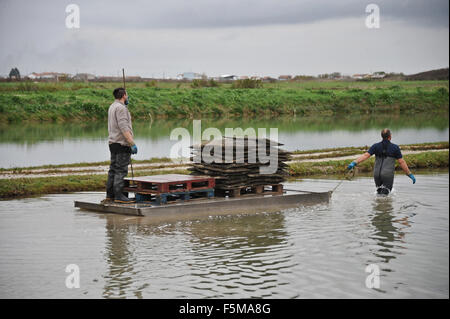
{"left": 123, "top": 130, "right": 135, "bottom": 146}
{"left": 398, "top": 158, "right": 411, "bottom": 175}
{"left": 395, "top": 146, "right": 415, "bottom": 184}
{"left": 347, "top": 152, "right": 371, "bottom": 170}
{"left": 398, "top": 158, "right": 416, "bottom": 183}
{"left": 355, "top": 152, "right": 371, "bottom": 164}
{"left": 123, "top": 130, "right": 138, "bottom": 154}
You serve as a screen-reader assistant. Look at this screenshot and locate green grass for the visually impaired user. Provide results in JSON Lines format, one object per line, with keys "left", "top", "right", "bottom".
{"left": 288, "top": 150, "right": 449, "bottom": 176}
{"left": 291, "top": 141, "right": 449, "bottom": 155}
{"left": 0, "top": 80, "right": 448, "bottom": 123}
{"left": 0, "top": 157, "right": 175, "bottom": 172}
{"left": 0, "top": 149, "right": 447, "bottom": 199}
{"left": 2, "top": 142, "right": 446, "bottom": 172}
{"left": 0, "top": 168, "right": 190, "bottom": 199}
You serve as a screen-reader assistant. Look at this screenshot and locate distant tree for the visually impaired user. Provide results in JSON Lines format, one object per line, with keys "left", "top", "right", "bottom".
{"left": 9, "top": 67, "right": 21, "bottom": 80}
{"left": 293, "top": 75, "right": 316, "bottom": 81}
{"left": 231, "top": 79, "right": 262, "bottom": 89}
{"left": 330, "top": 72, "right": 342, "bottom": 79}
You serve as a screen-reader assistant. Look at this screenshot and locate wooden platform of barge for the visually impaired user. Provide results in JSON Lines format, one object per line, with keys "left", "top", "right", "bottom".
{"left": 74, "top": 190, "right": 332, "bottom": 219}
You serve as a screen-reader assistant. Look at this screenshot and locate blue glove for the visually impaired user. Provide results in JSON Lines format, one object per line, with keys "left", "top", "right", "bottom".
{"left": 408, "top": 173, "right": 416, "bottom": 184}
{"left": 347, "top": 161, "right": 357, "bottom": 170}
{"left": 131, "top": 144, "right": 138, "bottom": 155}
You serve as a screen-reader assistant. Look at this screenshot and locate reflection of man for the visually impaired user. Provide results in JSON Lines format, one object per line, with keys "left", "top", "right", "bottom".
{"left": 104, "top": 88, "right": 138, "bottom": 203}
{"left": 347, "top": 129, "right": 416, "bottom": 195}
{"left": 370, "top": 197, "right": 405, "bottom": 263}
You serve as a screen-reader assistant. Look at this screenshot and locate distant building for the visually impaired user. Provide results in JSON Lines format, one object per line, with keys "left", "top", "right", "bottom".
{"left": 219, "top": 74, "right": 238, "bottom": 81}
{"left": 352, "top": 74, "right": 370, "bottom": 80}
{"left": 26, "top": 73, "right": 39, "bottom": 80}
{"left": 95, "top": 76, "right": 121, "bottom": 82}
{"left": 177, "top": 72, "right": 203, "bottom": 80}
{"left": 125, "top": 76, "right": 142, "bottom": 81}
{"left": 278, "top": 75, "right": 292, "bottom": 81}
{"left": 371, "top": 72, "right": 386, "bottom": 79}
{"left": 26, "top": 72, "right": 70, "bottom": 80}
{"left": 262, "top": 76, "right": 276, "bottom": 82}
{"left": 72, "top": 73, "right": 96, "bottom": 81}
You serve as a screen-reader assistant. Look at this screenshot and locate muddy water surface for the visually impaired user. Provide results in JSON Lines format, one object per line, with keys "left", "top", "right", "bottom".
{"left": 0, "top": 173, "right": 448, "bottom": 298}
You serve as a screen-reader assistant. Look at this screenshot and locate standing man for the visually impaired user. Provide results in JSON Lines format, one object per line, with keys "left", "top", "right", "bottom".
{"left": 347, "top": 129, "right": 416, "bottom": 195}
{"left": 104, "top": 88, "right": 138, "bottom": 203}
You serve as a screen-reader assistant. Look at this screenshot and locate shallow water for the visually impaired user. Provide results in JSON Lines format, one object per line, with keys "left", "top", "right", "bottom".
{"left": 0, "top": 114, "right": 448, "bottom": 167}
{"left": 0, "top": 173, "right": 448, "bottom": 298}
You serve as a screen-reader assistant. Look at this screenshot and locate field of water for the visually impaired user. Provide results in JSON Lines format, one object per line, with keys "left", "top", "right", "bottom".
{"left": 0, "top": 113, "right": 448, "bottom": 167}
{"left": 0, "top": 172, "right": 447, "bottom": 298}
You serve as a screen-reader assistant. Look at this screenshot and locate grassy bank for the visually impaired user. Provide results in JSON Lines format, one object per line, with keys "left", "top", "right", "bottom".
{"left": 291, "top": 141, "right": 450, "bottom": 160}
{"left": 2, "top": 142, "right": 447, "bottom": 173}
{"left": 0, "top": 168, "right": 190, "bottom": 199}
{"left": 0, "top": 80, "right": 448, "bottom": 123}
{"left": 289, "top": 150, "right": 449, "bottom": 176}
{"left": 0, "top": 156, "right": 174, "bottom": 172}
{"left": 0, "top": 148, "right": 447, "bottom": 199}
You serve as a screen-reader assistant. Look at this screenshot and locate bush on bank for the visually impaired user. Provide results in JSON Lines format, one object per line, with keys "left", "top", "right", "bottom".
{"left": 0, "top": 81, "right": 448, "bottom": 123}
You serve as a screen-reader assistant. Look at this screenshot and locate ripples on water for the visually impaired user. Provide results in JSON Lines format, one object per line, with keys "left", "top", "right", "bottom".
{"left": 0, "top": 173, "right": 448, "bottom": 298}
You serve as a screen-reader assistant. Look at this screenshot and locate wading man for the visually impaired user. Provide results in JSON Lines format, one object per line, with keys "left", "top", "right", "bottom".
{"left": 104, "top": 88, "right": 138, "bottom": 203}
{"left": 347, "top": 129, "right": 416, "bottom": 195}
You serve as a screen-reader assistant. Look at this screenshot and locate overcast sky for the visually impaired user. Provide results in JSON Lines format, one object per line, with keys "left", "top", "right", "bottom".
{"left": 0, "top": 0, "right": 448, "bottom": 78}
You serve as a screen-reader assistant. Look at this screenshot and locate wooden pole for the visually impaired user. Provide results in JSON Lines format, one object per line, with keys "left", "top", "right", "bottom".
{"left": 122, "top": 68, "right": 126, "bottom": 90}
{"left": 122, "top": 68, "right": 134, "bottom": 186}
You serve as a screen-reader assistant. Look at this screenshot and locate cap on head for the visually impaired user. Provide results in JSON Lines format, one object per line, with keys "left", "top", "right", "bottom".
{"left": 381, "top": 128, "right": 391, "bottom": 140}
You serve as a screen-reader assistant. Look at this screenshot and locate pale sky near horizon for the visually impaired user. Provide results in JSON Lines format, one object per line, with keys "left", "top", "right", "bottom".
{"left": 0, "top": 0, "right": 448, "bottom": 78}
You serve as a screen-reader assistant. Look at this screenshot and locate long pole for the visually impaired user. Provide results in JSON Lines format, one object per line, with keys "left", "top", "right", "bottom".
{"left": 122, "top": 68, "right": 126, "bottom": 90}
{"left": 122, "top": 68, "right": 134, "bottom": 185}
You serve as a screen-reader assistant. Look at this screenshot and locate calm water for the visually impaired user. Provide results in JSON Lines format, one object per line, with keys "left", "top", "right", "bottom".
{"left": 0, "top": 114, "right": 448, "bottom": 167}
{"left": 0, "top": 172, "right": 448, "bottom": 298}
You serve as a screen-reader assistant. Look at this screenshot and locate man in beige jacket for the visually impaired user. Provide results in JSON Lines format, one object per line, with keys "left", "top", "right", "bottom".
{"left": 105, "top": 88, "right": 138, "bottom": 203}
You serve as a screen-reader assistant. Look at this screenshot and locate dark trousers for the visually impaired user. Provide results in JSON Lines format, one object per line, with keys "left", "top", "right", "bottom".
{"left": 374, "top": 173, "right": 394, "bottom": 195}
{"left": 106, "top": 148, "right": 131, "bottom": 198}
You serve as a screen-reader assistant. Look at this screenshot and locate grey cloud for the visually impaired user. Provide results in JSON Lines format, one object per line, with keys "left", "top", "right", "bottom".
{"left": 0, "top": 0, "right": 448, "bottom": 77}
{"left": 1, "top": 0, "right": 447, "bottom": 31}
{"left": 77, "top": 0, "right": 449, "bottom": 29}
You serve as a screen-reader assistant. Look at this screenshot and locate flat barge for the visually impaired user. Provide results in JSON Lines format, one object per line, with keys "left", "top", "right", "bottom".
{"left": 74, "top": 174, "right": 331, "bottom": 219}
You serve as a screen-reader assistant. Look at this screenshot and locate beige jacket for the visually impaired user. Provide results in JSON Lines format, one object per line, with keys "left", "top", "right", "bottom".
{"left": 108, "top": 100, "right": 133, "bottom": 146}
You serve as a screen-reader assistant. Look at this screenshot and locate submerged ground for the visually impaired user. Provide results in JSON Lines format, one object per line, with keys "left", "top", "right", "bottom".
{"left": 0, "top": 142, "right": 447, "bottom": 199}
{"left": 0, "top": 173, "right": 447, "bottom": 298}
{"left": 0, "top": 79, "right": 448, "bottom": 298}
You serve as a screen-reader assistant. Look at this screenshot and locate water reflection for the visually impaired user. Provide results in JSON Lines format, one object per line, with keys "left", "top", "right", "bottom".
{"left": 99, "top": 212, "right": 294, "bottom": 298}
{"left": 0, "top": 175, "right": 447, "bottom": 298}
{"left": 187, "top": 213, "right": 294, "bottom": 297}
{"left": 369, "top": 195, "right": 411, "bottom": 264}
{"left": 0, "top": 113, "right": 448, "bottom": 167}
{"left": 102, "top": 216, "right": 137, "bottom": 298}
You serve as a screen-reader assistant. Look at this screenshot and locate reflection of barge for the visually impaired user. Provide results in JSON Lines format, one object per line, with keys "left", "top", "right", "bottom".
{"left": 74, "top": 174, "right": 331, "bottom": 218}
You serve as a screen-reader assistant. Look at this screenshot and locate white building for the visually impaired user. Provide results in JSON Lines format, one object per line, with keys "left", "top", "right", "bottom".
{"left": 219, "top": 74, "right": 238, "bottom": 81}
{"left": 177, "top": 72, "right": 203, "bottom": 80}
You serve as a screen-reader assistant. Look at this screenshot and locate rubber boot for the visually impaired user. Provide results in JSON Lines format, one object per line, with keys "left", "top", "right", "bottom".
{"left": 114, "top": 193, "right": 136, "bottom": 203}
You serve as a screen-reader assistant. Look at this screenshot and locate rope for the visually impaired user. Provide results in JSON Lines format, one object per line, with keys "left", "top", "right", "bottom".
{"left": 331, "top": 168, "right": 356, "bottom": 192}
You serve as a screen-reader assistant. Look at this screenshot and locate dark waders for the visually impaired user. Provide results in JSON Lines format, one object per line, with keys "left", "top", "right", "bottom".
{"left": 373, "top": 142, "right": 396, "bottom": 195}
{"left": 106, "top": 143, "right": 131, "bottom": 199}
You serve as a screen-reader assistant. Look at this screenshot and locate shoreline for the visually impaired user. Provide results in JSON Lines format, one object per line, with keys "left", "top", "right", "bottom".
{"left": 0, "top": 142, "right": 447, "bottom": 199}
{"left": 1, "top": 80, "right": 448, "bottom": 123}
